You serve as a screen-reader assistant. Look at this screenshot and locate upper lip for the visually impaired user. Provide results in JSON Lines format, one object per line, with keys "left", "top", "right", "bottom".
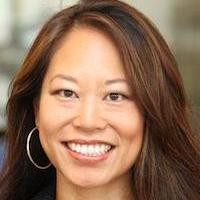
{"left": 63, "top": 139, "right": 116, "bottom": 146}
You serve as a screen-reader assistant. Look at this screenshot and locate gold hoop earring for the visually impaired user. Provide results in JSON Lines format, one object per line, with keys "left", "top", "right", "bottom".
{"left": 26, "top": 127, "right": 51, "bottom": 170}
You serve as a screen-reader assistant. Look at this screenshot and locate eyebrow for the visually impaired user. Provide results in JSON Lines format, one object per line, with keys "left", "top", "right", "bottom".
{"left": 50, "top": 74, "right": 127, "bottom": 85}
{"left": 50, "top": 74, "right": 77, "bottom": 84}
{"left": 105, "top": 78, "right": 127, "bottom": 85}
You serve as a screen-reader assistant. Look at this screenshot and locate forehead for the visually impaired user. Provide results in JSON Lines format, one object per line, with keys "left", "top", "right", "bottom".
{"left": 45, "top": 26, "right": 126, "bottom": 81}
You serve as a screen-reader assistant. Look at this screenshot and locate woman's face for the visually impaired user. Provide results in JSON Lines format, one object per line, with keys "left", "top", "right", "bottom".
{"left": 36, "top": 27, "right": 144, "bottom": 188}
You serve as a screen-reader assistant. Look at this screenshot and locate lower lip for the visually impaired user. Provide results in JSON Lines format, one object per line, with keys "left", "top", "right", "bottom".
{"left": 63, "top": 143, "right": 113, "bottom": 164}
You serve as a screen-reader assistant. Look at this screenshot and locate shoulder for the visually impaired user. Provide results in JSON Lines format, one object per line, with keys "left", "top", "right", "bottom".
{"left": 30, "top": 184, "right": 55, "bottom": 200}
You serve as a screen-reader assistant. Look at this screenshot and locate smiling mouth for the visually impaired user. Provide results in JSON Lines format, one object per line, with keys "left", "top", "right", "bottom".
{"left": 62, "top": 141, "right": 114, "bottom": 157}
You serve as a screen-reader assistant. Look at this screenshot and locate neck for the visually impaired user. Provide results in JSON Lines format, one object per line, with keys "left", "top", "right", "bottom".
{"left": 56, "top": 173, "right": 134, "bottom": 200}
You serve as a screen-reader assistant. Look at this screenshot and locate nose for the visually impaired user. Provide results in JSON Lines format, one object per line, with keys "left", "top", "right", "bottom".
{"left": 72, "top": 98, "right": 107, "bottom": 132}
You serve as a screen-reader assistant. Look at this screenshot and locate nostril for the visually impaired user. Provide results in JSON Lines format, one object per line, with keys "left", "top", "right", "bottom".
{"left": 72, "top": 115, "right": 107, "bottom": 131}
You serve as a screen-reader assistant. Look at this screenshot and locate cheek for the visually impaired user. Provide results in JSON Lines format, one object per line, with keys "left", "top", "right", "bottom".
{"left": 122, "top": 116, "right": 143, "bottom": 138}
{"left": 110, "top": 109, "right": 144, "bottom": 175}
{"left": 37, "top": 97, "right": 75, "bottom": 131}
{"left": 109, "top": 106, "right": 144, "bottom": 139}
{"left": 36, "top": 101, "right": 63, "bottom": 149}
{"left": 110, "top": 104, "right": 144, "bottom": 158}
{"left": 37, "top": 105, "right": 65, "bottom": 162}
{"left": 120, "top": 113, "right": 144, "bottom": 168}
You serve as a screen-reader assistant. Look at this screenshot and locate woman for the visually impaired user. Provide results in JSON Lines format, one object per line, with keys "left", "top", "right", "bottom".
{"left": 0, "top": 0, "right": 199, "bottom": 199}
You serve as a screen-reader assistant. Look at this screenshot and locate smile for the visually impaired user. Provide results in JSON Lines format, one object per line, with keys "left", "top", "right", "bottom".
{"left": 66, "top": 142, "right": 112, "bottom": 157}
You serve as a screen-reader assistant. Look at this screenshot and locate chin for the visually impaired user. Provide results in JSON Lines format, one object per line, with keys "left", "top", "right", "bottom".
{"left": 72, "top": 177, "right": 108, "bottom": 188}
{"left": 66, "top": 173, "right": 112, "bottom": 189}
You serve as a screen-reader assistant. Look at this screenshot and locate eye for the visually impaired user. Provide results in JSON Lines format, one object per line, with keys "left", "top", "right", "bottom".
{"left": 57, "top": 89, "right": 78, "bottom": 99}
{"left": 105, "top": 92, "right": 127, "bottom": 102}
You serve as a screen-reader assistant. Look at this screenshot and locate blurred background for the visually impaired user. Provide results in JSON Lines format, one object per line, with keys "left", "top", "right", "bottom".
{"left": 0, "top": 0, "right": 200, "bottom": 165}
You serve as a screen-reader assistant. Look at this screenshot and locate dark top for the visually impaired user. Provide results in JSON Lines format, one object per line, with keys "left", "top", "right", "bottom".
{"left": 31, "top": 184, "right": 55, "bottom": 200}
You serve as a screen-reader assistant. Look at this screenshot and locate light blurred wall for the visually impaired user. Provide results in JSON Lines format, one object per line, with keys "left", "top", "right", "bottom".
{"left": 0, "top": 0, "right": 12, "bottom": 46}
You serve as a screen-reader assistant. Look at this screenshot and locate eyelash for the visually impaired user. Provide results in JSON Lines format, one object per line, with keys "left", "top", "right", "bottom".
{"left": 105, "top": 92, "right": 128, "bottom": 102}
{"left": 56, "top": 89, "right": 78, "bottom": 99}
{"left": 55, "top": 89, "right": 128, "bottom": 102}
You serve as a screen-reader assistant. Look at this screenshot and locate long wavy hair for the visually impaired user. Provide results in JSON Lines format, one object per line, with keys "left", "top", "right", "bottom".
{"left": 0, "top": 0, "right": 199, "bottom": 199}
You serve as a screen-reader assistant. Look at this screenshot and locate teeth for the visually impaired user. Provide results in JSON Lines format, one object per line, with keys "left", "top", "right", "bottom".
{"left": 67, "top": 142, "right": 112, "bottom": 157}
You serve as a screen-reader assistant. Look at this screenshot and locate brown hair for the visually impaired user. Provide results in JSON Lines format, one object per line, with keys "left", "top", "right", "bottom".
{"left": 0, "top": 0, "right": 199, "bottom": 199}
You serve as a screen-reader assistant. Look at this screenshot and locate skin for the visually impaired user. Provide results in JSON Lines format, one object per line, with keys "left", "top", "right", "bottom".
{"left": 35, "top": 26, "right": 144, "bottom": 200}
